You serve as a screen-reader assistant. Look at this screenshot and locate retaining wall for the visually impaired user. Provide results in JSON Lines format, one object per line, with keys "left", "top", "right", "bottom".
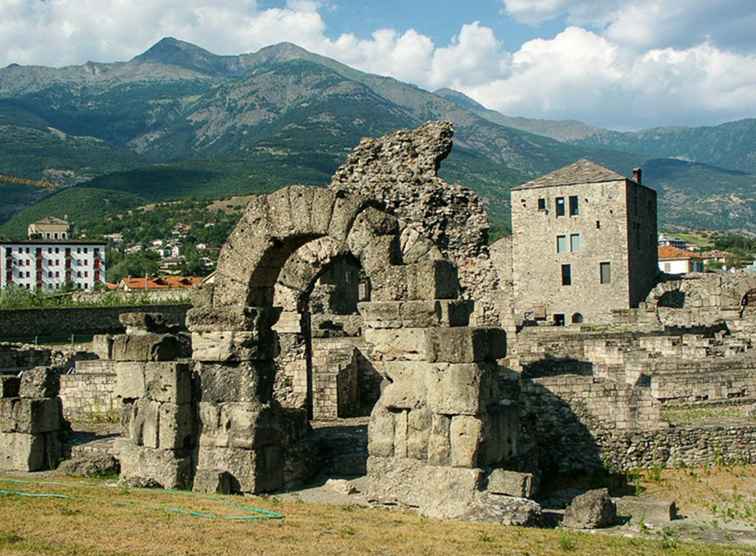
{"left": 0, "top": 304, "right": 190, "bottom": 341}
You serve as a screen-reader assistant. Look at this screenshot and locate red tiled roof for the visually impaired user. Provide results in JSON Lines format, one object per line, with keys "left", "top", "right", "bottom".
{"left": 658, "top": 245, "right": 702, "bottom": 261}
{"left": 119, "top": 276, "right": 203, "bottom": 290}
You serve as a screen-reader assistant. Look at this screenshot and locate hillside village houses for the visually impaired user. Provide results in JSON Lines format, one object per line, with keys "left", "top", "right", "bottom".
{"left": 1, "top": 218, "right": 106, "bottom": 291}
{"left": 511, "top": 160, "right": 658, "bottom": 325}
{"left": 658, "top": 245, "right": 705, "bottom": 275}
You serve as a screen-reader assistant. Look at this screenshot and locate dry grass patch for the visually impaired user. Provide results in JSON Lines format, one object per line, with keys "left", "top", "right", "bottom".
{"left": 0, "top": 476, "right": 752, "bottom": 556}
{"left": 638, "top": 464, "right": 756, "bottom": 527}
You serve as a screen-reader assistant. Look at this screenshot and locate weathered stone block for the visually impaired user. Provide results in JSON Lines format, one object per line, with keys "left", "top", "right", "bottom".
{"left": 128, "top": 399, "right": 160, "bottom": 448}
{"left": 377, "top": 361, "right": 428, "bottom": 410}
{"left": 191, "top": 331, "right": 271, "bottom": 363}
{"left": 425, "top": 328, "right": 506, "bottom": 363}
{"left": 426, "top": 363, "right": 481, "bottom": 415}
{"left": 187, "top": 305, "right": 273, "bottom": 334}
{"left": 195, "top": 363, "right": 261, "bottom": 403}
{"left": 111, "top": 334, "right": 179, "bottom": 362}
{"left": 363, "top": 328, "right": 427, "bottom": 361}
{"left": 428, "top": 413, "right": 451, "bottom": 465}
{"left": 393, "top": 410, "right": 408, "bottom": 458}
{"left": 198, "top": 402, "right": 281, "bottom": 451}
{"left": 463, "top": 492, "right": 543, "bottom": 526}
{"left": 0, "top": 432, "right": 52, "bottom": 471}
{"left": 158, "top": 402, "right": 195, "bottom": 450}
{"left": 405, "top": 260, "right": 459, "bottom": 301}
{"left": 144, "top": 362, "right": 192, "bottom": 404}
{"left": 19, "top": 367, "right": 59, "bottom": 398}
{"left": 449, "top": 415, "right": 482, "bottom": 468}
{"left": 196, "top": 445, "right": 283, "bottom": 494}
{"left": 400, "top": 300, "right": 473, "bottom": 328}
{"left": 0, "top": 376, "right": 20, "bottom": 398}
{"left": 486, "top": 470, "right": 536, "bottom": 498}
{"left": 358, "top": 302, "right": 402, "bottom": 328}
{"left": 366, "top": 456, "right": 483, "bottom": 519}
{"left": 91, "top": 335, "right": 114, "bottom": 360}
{"left": 367, "top": 406, "right": 395, "bottom": 457}
{"left": 120, "top": 313, "right": 178, "bottom": 335}
{"left": 193, "top": 469, "right": 234, "bottom": 495}
{"left": 614, "top": 497, "right": 678, "bottom": 525}
{"left": 479, "top": 404, "right": 520, "bottom": 465}
{"left": 407, "top": 406, "right": 432, "bottom": 460}
{"left": 563, "top": 489, "right": 617, "bottom": 529}
{"left": 0, "top": 398, "right": 63, "bottom": 434}
{"left": 116, "top": 439, "right": 192, "bottom": 490}
{"left": 115, "top": 362, "right": 147, "bottom": 400}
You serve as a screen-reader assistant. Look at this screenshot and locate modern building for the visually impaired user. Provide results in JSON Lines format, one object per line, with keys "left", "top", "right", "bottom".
{"left": 658, "top": 245, "right": 704, "bottom": 274}
{"left": 0, "top": 240, "right": 107, "bottom": 291}
{"left": 27, "top": 217, "right": 71, "bottom": 240}
{"left": 511, "top": 159, "right": 658, "bottom": 325}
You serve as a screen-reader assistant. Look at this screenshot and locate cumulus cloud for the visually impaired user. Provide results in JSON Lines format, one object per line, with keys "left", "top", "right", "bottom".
{"left": 463, "top": 28, "right": 756, "bottom": 129}
{"left": 502, "top": 0, "right": 756, "bottom": 52}
{"left": 2, "top": 0, "right": 756, "bottom": 129}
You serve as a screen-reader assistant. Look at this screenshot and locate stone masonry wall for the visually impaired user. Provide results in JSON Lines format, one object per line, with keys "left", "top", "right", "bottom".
{"left": 0, "top": 304, "right": 190, "bottom": 341}
{"left": 59, "top": 360, "right": 117, "bottom": 422}
{"left": 512, "top": 179, "right": 636, "bottom": 324}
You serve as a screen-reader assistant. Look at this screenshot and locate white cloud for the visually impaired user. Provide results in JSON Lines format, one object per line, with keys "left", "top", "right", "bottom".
{"left": 503, "top": 0, "right": 756, "bottom": 52}
{"left": 2, "top": 1, "right": 756, "bottom": 129}
{"left": 461, "top": 27, "right": 756, "bottom": 129}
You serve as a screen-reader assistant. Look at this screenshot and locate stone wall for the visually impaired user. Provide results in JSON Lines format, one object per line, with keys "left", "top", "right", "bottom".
{"left": 599, "top": 424, "right": 756, "bottom": 470}
{"left": 511, "top": 178, "right": 655, "bottom": 325}
{"left": 0, "top": 344, "right": 51, "bottom": 371}
{"left": 0, "top": 304, "right": 190, "bottom": 341}
{"left": 0, "top": 368, "right": 65, "bottom": 471}
{"left": 59, "top": 360, "right": 117, "bottom": 422}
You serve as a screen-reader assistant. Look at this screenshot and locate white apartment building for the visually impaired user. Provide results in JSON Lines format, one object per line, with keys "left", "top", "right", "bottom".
{"left": 0, "top": 240, "right": 107, "bottom": 291}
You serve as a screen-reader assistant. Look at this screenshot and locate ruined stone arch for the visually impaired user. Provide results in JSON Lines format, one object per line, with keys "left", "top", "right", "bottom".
{"left": 186, "top": 184, "right": 512, "bottom": 507}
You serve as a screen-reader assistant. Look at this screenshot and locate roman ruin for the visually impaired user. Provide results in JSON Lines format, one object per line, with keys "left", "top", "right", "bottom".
{"left": 1, "top": 121, "right": 756, "bottom": 526}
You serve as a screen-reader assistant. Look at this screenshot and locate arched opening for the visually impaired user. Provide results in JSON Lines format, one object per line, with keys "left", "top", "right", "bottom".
{"left": 305, "top": 254, "right": 381, "bottom": 421}
{"left": 658, "top": 289, "right": 686, "bottom": 309}
{"left": 571, "top": 312, "right": 584, "bottom": 325}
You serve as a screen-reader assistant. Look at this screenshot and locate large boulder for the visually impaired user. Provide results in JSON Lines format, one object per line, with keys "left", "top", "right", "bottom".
{"left": 563, "top": 488, "right": 617, "bottom": 529}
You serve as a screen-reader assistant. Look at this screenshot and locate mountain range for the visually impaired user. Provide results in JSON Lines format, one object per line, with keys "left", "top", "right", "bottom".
{"left": 0, "top": 37, "right": 754, "bottom": 236}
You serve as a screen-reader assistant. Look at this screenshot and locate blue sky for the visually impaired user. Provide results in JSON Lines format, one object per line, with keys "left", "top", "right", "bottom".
{"left": 284, "top": 1, "right": 567, "bottom": 52}
{"left": 2, "top": 0, "right": 756, "bottom": 130}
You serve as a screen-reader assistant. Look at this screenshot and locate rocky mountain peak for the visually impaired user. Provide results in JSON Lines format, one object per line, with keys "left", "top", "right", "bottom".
{"left": 131, "top": 37, "right": 229, "bottom": 75}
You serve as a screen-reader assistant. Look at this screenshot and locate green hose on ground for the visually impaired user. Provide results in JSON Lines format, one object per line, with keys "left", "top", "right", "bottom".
{"left": 0, "top": 488, "right": 70, "bottom": 499}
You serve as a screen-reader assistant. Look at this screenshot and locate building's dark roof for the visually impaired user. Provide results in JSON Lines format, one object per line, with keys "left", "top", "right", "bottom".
{"left": 514, "top": 159, "right": 627, "bottom": 190}
{"left": 0, "top": 240, "right": 106, "bottom": 246}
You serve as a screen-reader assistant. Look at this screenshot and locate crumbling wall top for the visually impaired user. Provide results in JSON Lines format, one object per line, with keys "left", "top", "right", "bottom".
{"left": 329, "top": 121, "right": 489, "bottom": 262}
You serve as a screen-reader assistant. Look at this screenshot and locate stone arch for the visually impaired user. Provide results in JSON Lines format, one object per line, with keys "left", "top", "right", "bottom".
{"left": 658, "top": 289, "right": 686, "bottom": 309}
{"left": 187, "top": 185, "right": 497, "bottom": 494}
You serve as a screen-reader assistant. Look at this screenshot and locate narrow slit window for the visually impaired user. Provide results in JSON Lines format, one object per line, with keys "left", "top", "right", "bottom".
{"left": 569, "top": 195, "right": 579, "bottom": 216}
{"left": 556, "top": 197, "right": 565, "bottom": 217}
{"left": 561, "top": 264, "right": 572, "bottom": 286}
{"left": 600, "top": 262, "right": 611, "bottom": 284}
{"left": 570, "top": 233, "right": 581, "bottom": 252}
{"left": 557, "top": 235, "right": 567, "bottom": 254}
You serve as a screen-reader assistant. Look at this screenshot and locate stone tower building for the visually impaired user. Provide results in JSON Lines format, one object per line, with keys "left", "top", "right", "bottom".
{"left": 511, "top": 160, "right": 658, "bottom": 325}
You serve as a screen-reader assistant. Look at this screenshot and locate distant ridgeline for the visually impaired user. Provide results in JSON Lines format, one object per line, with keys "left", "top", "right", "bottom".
{"left": 0, "top": 38, "right": 753, "bottom": 232}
